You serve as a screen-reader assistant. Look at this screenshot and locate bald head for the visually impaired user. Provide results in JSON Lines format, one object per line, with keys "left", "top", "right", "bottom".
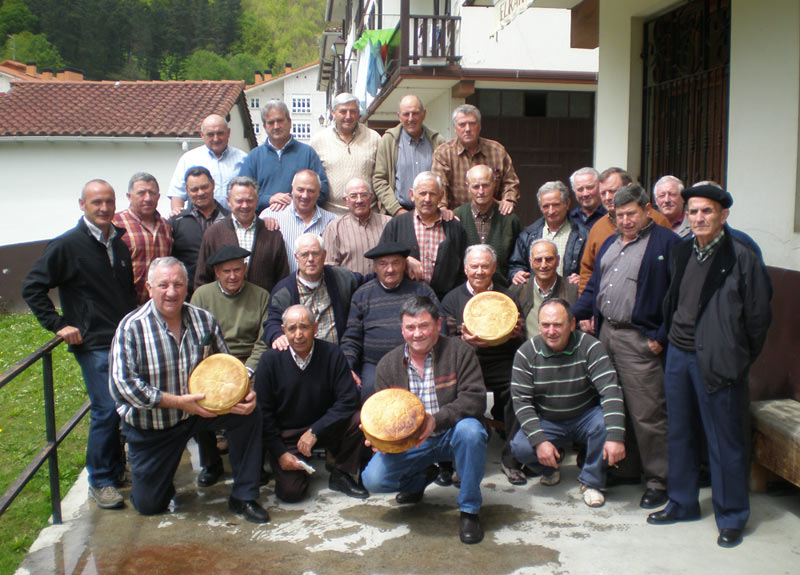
{"left": 201, "top": 114, "right": 230, "bottom": 157}
{"left": 397, "top": 94, "right": 426, "bottom": 139}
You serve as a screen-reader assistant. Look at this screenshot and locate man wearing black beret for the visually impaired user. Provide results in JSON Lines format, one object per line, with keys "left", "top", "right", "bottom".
{"left": 648, "top": 182, "right": 772, "bottom": 548}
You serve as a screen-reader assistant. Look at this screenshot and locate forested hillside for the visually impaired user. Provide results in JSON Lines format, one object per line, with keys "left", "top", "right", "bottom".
{"left": 0, "top": 0, "right": 326, "bottom": 81}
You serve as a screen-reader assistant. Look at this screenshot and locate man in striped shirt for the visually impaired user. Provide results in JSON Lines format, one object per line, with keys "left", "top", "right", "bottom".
{"left": 509, "top": 298, "right": 626, "bottom": 507}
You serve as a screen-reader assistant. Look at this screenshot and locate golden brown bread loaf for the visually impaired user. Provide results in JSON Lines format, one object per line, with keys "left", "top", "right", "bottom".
{"left": 361, "top": 388, "right": 426, "bottom": 453}
{"left": 463, "top": 291, "right": 517, "bottom": 346}
{"left": 188, "top": 353, "right": 249, "bottom": 414}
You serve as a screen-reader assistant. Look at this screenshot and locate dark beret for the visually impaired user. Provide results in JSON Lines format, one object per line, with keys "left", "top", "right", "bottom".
{"left": 681, "top": 183, "right": 733, "bottom": 209}
{"left": 364, "top": 241, "right": 411, "bottom": 259}
{"left": 207, "top": 245, "right": 251, "bottom": 267}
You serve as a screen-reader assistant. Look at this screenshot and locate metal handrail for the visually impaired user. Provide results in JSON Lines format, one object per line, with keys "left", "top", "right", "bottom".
{"left": 0, "top": 336, "right": 91, "bottom": 524}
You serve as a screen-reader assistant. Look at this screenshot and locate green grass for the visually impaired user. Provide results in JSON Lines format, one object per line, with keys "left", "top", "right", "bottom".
{"left": 0, "top": 313, "right": 89, "bottom": 575}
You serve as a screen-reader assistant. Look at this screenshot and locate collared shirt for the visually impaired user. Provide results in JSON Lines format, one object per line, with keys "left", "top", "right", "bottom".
{"left": 267, "top": 137, "right": 288, "bottom": 159}
{"left": 672, "top": 214, "right": 692, "bottom": 238}
{"left": 465, "top": 280, "right": 493, "bottom": 296}
{"left": 261, "top": 203, "right": 338, "bottom": 274}
{"left": 113, "top": 209, "right": 173, "bottom": 305}
{"left": 289, "top": 341, "right": 315, "bottom": 370}
{"left": 597, "top": 222, "right": 654, "bottom": 323}
{"left": 109, "top": 301, "right": 227, "bottom": 430}
{"left": 471, "top": 203, "right": 495, "bottom": 244}
{"left": 395, "top": 129, "right": 434, "bottom": 209}
{"left": 404, "top": 344, "right": 440, "bottom": 419}
{"left": 167, "top": 144, "right": 247, "bottom": 209}
{"left": 413, "top": 211, "right": 446, "bottom": 284}
{"left": 191, "top": 204, "right": 225, "bottom": 235}
{"left": 297, "top": 277, "right": 337, "bottom": 343}
{"left": 569, "top": 205, "right": 608, "bottom": 231}
{"left": 83, "top": 216, "right": 118, "bottom": 266}
{"left": 525, "top": 277, "right": 556, "bottom": 337}
{"left": 322, "top": 211, "right": 391, "bottom": 275}
{"left": 232, "top": 216, "right": 257, "bottom": 264}
{"left": 543, "top": 218, "right": 571, "bottom": 277}
{"left": 432, "top": 136, "right": 520, "bottom": 209}
{"left": 694, "top": 229, "right": 725, "bottom": 262}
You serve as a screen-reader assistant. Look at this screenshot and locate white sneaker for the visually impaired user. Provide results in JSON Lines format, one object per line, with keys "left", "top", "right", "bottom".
{"left": 580, "top": 483, "right": 605, "bottom": 507}
{"left": 540, "top": 470, "right": 561, "bottom": 486}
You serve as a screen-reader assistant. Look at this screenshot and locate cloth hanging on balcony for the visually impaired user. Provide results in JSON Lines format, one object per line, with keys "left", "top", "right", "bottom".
{"left": 353, "top": 39, "right": 386, "bottom": 113}
{"left": 352, "top": 29, "right": 396, "bottom": 51}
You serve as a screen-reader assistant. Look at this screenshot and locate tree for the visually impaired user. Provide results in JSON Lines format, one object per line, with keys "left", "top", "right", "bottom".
{"left": 0, "top": 0, "right": 38, "bottom": 38}
{"left": 183, "top": 49, "right": 234, "bottom": 81}
{"left": 2, "top": 31, "right": 63, "bottom": 68}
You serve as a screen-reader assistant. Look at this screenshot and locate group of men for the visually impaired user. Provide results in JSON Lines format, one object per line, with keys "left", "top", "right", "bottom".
{"left": 21, "top": 91, "right": 771, "bottom": 549}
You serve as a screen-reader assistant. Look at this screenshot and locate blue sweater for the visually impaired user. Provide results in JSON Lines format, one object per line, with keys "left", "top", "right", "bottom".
{"left": 572, "top": 223, "right": 680, "bottom": 345}
{"left": 239, "top": 137, "right": 329, "bottom": 213}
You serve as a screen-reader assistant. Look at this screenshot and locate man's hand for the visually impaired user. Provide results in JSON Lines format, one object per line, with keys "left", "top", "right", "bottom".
{"left": 498, "top": 199, "right": 515, "bottom": 215}
{"left": 439, "top": 208, "right": 455, "bottom": 222}
{"left": 461, "top": 323, "right": 490, "bottom": 348}
{"left": 229, "top": 389, "right": 257, "bottom": 416}
{"left": 268, "top": 192, "right": 292, "bottom": 211}
{"left": 413, "top": 413, "right": 436, "bottom": 448}
{"left": 406, "top": 256, "right": 423, "bottom": 281}
{"left": 647, "top": 339, "right": 664, "bottom": 356}
{"left": 567, "top": 273, "right": 580, "bottom": 286}
{"left": 57, "top": 325, "right": 83, "bottom": 345}
{"left": 272, "top": 334, "right": 289, "bottom": 351}
{"left": 511, "top": 270, "right": 530, "bottom": 286}
{"left": 278, "top": 452, "right": 307, "bottom": 471}
{"left": 579, "top": 318, "right": 595, "bottom": 335}
{"left": 160, "top": 392, "right": 218, "bottom": 418}
{"left": 261, "top": 217, "right": 280, "bottom": 231}
{"left": 170, "top": 197, "right": 186, "bottom": 217}
{"left": 297, "top": 428, "right": 317, "bottom": 457}
{"left": 603, "top": 440, "right": 626, "bottom": 467}
{"left": 351, "top": 370, "right": 362, "bottom": 388}
{"left": 535, "top": 441, "right": 562, "bottom": 469}
{"left": 510, "top": 314, "right": 523, "bottom": 339}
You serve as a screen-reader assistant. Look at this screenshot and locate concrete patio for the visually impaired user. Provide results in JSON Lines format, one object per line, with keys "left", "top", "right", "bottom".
{"left": 15, "top": 434, "right": 800, "bottom": 575}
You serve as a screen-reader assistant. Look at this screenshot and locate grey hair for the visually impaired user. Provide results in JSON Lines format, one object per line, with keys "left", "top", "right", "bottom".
{"left": 345, "top": 177, "right": 373, "bottom": 196}
{"left": 465, "top": 164, "right": 493, "bottom": 184}
{"left": 465, "top": 243, "right": 497, "bottom": 264}
{"left": 227, "top": 175, "right": 258, "bottom": 195}
{"left": 281, "top": 304, "right": 315, "bottom": 326}
{"left": 653, "top": 175, "right": 685, "bottom": 196}
{"left": 569, "top": 167, "right": 599, "bottom": 190}
{"left": 412, "top": 171, "right": 442, "bottom": 192}
{"left": 292, "top": 169, "right": 322, "bottom": 190}
{"left": 331, "top": 92, "right": 359, "bottom": 111}
{"left": 261, "top": 99, "right": 291, "bottom": 122}
{"left": 294, "top": 233, "right": 324, "bottom": 254}
{"left": 452, "top": 104, "right": 481, "bottom": 125}
{"left": 128, "top": 172, "right": 159, "bottom": 194}
{"left": 529, "top": 238, "right": 559, "bottom": 258}
{"left": 399, "top": 295, "right": 440, "bottom": 321}
{"left": 613, "top": 183, "right": 650, "bottom": 209}
{"left": 81, "top": 179, "right": 113, "bottom": 200}
{"left": 537, "top": 181, "right": 570, "bottom": 206}
{"left": 147, "top": 256, "right": 187, "bottom": 285}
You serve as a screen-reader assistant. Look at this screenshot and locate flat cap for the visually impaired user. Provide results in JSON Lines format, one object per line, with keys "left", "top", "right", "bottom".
{"left": 682, "top": 183, "right": 733, "bottom": 209}
{"left": 207, "top": 245, "right": 250, "bottom": 267}
{"left": 364, "top": 241, "right": 411, "bottom": 259}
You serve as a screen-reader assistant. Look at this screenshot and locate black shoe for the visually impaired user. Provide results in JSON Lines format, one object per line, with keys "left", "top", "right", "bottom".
{"left": 605, "top": 473, "right": 641, "bottom": 487}
{"left": 459, "top": 512, "right": 484, "bottom": 544}
{"left": 396, "top": 464, "right": 438, "bottom": 504}
{"left": 717, "top": 528, "right": 743, "bottom": 548}
{"left": 228, "top": 496, "right": 270, "bottom": 523}
{"left": 435, "top": 462, "right": 453, "bottom": 486}
{"left": 647, "top": 505, "right": 701, "bottom": 525}
{"left": 640, "top": 488, "right": 668, "bottom": 509}
{"left": 329, "top": 470, "right": 369, "bottom": 499}
{"left": 197, "top": 460, "right": 224, "bottom": 487}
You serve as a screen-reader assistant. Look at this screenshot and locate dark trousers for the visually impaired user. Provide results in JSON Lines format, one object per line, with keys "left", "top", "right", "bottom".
{"left": 123, "top": 408, "right": 262, "bottom": 515}
{"left": 269, "top": 412, "right": 368, "bottom": 503}
{"left": 74, "top": 349, "right": 124, "bottom": 488}
{"left": 482, "top": 358, "right": 521, "bottom": 469}
{"left": 663, "top": 345, "right": 751, "bottom": 530}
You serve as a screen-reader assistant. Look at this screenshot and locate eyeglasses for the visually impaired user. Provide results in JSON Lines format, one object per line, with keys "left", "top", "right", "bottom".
{"left": 346, "top": 192, "right": 371, "bottom": 200}
{"left": 296, "top": 250, "right": 323, "bottom": 260}
{"left": 531, "top": 256, "right": 556, "bottom": 264}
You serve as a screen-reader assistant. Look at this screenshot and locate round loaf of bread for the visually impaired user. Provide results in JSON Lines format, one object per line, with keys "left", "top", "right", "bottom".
{"left": 361, "top": 388, "right": 426, "bottom": 453}
{"left": 463, "top": 291, "right": 518, "bottom": 346}
{"left": 188, "top": 353, "right": 249, "bottom": 414}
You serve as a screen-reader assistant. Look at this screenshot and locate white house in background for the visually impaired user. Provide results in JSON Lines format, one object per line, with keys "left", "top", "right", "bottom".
{"left": 317, "top": 0, "right": 599, "bottom": 223}
{"left": 0, "top": 80, "right": 256, "bottom": 247}
{"left": 244, "top": 62, "right": 328, "bottom": 145}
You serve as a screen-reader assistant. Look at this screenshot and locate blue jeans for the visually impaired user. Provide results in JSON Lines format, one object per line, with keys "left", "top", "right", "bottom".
{"left": 74, "top": 349, "right": 123, "bottom": 488}
{"left": 362, "top": 418, "right": 487, "bottom": 514}
{"left": 510, "top": 406, "right": 608, "bottom": 489}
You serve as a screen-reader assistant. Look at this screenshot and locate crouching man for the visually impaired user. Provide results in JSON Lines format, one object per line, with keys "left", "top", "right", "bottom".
{"left": 509, "top": 298, "right": 626, "bottom": 508}
{"left": 361, "top": 296, "right": 488, "bottom": 544}
{"left": 110, "top": 257, "right": 268, "bottom": 523}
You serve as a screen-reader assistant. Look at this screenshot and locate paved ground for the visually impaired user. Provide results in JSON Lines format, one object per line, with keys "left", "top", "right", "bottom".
{"left": 15, "top": 434, "right": 800, "bottom": 575}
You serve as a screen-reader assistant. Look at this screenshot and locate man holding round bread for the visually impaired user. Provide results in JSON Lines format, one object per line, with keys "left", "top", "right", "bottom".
{"left": 361, "top": 295, "right": 488, "bottom": 544}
